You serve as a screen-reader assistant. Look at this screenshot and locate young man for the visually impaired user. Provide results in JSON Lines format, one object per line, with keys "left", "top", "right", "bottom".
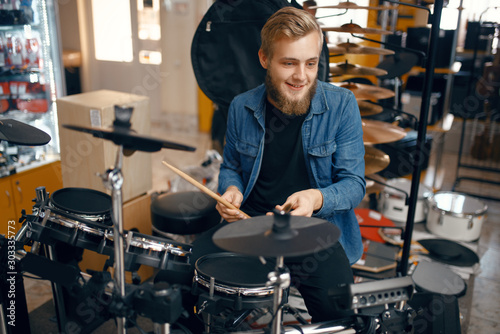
{"left": 213, "top": 6, "right": 366, "bottom": 322}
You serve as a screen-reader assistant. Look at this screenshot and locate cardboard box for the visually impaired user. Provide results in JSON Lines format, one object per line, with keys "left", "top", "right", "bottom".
{"left": 57, "top": 90, "right": 152, "bottom": 202}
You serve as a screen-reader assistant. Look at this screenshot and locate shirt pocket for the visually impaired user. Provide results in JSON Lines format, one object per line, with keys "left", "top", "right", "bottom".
{"left": 308, "top": 140, "right": 337, "bottom": 183}
{"left": 236, "top": 139, "right": 259, "bottom": 176}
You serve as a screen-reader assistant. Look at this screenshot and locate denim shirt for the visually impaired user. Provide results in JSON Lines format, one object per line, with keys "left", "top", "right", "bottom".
{"left": 218, "top": 80, "right": 366, "bottom": 264}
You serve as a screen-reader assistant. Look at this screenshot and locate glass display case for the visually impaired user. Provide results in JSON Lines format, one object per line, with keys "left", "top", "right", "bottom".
{"left": 0, "top": 0, "right": 64, "bottom": 177}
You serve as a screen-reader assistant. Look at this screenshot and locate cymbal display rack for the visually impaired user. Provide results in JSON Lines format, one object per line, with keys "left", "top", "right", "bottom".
{"left": 352, "top": 0, "right": 445, "bottom": 275}
{"left": 399, "top": 0, "right": 445, "bottom": 275}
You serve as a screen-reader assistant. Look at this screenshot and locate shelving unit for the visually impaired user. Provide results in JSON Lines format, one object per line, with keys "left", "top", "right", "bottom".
{"left": 452, "top": 20, "right": 500, "bottom": 201}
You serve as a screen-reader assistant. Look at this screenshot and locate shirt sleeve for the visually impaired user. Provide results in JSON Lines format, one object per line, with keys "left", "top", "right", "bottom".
{"left": 314, "top": 91, "right": 366, "bottom": 217}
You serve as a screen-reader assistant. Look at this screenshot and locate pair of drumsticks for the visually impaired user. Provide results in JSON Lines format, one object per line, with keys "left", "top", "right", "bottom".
{"left": 162, "top": 161, "right": 251, "bottom": 218}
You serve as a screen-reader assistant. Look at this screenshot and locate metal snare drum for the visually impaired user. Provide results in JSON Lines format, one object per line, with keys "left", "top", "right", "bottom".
{"left": 193, "top": 252, "right": 276, "bottom": 313}
{"left": 426, "top": 191, "right": 487, "bottom": 242}
{"left": 379, "top": 178, "right": 433, "bottom": 224}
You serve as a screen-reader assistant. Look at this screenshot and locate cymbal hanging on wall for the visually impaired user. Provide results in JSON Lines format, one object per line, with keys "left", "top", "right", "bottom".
{"left": 358, "top": 101, "right": 383, "bottom": 116}
{"left": 364, "top": 146, "right": 390, "bottom": 175}
{"left": 329, "top": 61, "right": 388, "bottom": 76}
{"left": 330, "top": 82, "right": 395, "bottom": 100}
{"left": 365, "top": 174, "right": 386, "bottom": 195}
{"left": 362, "top": 120, "right": 407, "bottom": 145}
{"left": 328, "top": 42, "right": 395, "bottom": 55}
{"left": 322, "top": 23, "right": 393, "bottom": 35}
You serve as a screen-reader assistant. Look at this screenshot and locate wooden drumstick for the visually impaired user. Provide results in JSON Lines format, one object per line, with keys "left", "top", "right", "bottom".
{"left": 162, "top": 161, "right": 251, "bottom": 219}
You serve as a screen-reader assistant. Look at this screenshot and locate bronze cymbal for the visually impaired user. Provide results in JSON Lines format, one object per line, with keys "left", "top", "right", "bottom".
{"left": 365, "top": 146, "right": 390, "bottom": 175}
{"left": 328, "top": 42, "right": 395, "bottom": 55}
{"left": 330, "top": 61, "right": 388, "bottom": 76}
{"left": 322, "top": 23, "right": 392, "bottom": 35}
{"left": 358, "top": 101, "right": 383, "bottom": 116}
{"left": 312, "top": 2, "right": 398, "bottom": 10}
{"left": 362, "top": 119, "right": 407, "bottom": 145}
{"left": 330, "top": 82, "right": 395, "bottom": 100}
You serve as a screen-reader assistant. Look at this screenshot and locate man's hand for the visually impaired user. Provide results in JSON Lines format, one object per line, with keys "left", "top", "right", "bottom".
{"left": 270, "top": 189, "right": 323, "bottom": 217}
{"left": 216, "top": 186, "right": 246, "bottom": 222}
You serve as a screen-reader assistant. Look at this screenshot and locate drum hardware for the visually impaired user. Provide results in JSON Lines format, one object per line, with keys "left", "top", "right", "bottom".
{"left": 346, "top": 33, "right": 427, "bottom": 80}
{"left": 329, "top": 82, "right": 395, "bottom": 101}
{"left": 329, "top": 60, "right": 389, "bottom": 77}
{"left": 312, "top": 2, "right": 398, "bottom": 11}
{"left": 29, "top": 207, "right": 50, "bottom": 255}
{"left": 213, "top": 210, "right": 340, "bottom": 258}
{"left": 0, "top": 118, "right": 51, "bottom": 146}
{"left": 328, "top": 41, "right": 396, "bottom": 56}
{"left": 227, "top": 277, "right": 417, "bottom": 333}
{"left": 366, "top": 175, "right": 408, "bottom": 203}
{"left": 365, "top": 174, "right": 387, "bottom": 196}
{"left": 62, "top": 104, "right": 196, "bottom": 334}
{"left": 10, "top": 247, "right": 185, "bottom": 333}
{"left": 212, "top": 210, "right": 341, "bottom": 334}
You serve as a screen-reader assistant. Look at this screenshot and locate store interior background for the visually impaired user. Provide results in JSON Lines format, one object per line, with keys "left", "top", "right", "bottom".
{"left": 19, "top": 0, "right": 500, "bottom": 333}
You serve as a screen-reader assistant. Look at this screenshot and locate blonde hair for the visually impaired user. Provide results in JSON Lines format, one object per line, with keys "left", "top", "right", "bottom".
{"left": 260, "top": 6, "right": 323, "bottom": 59}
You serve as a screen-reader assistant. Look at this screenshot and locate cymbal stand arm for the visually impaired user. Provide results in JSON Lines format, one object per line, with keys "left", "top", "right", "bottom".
{"left": 350, "top": 34, "right": 427, "bottom": 64}
{"left": 365, "top": 176, "right": 409, "bottom": 205}
{"left": 268, "top": 256, "right": 290, "bottom": 334}
{"left": 101, "top": 145, "right": 127, "bottom": 334}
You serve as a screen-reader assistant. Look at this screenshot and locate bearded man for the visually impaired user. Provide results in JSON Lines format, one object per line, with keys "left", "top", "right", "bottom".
{"left": 202, "top": 6, "right": 365, "bottom": 324}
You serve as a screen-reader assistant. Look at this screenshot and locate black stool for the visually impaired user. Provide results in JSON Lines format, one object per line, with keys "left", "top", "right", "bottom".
{"left": 151, "top": 191, "right": 221, "bottom": 242}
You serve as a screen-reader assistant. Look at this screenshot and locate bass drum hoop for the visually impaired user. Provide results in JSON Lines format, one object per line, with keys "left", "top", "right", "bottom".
{"left": 194, "top": 253, "right": 275, "bottom": 297}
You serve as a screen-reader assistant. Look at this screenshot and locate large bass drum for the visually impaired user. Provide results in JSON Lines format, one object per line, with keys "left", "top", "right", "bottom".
{"left": 379, "top": 178, "right": 433, "bottom": 224}
{"left": 426, "top": 191, "right": 488, "bottom": 242}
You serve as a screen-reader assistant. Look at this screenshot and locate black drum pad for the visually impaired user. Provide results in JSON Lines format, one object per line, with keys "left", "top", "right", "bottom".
{"left": 196, "top": 253, "right": 275, "bottom": 287}
{"left": 412, "top": 261, "right": 466, "bottom": 297}
{"left": 51, "top": 187, "right": 112, "bottom": 215}
{"left": 418, "top": 239, "right": 479, "bottom": 267}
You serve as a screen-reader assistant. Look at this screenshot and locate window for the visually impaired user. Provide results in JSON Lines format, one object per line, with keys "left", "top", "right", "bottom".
{"left": 91, "top": 0, "right": 133, "bottom": 62}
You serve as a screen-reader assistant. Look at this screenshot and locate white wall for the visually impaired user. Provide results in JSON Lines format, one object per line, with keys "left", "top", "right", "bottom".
{"left": 57, "top": 0, "right": 209, "bottom": 126}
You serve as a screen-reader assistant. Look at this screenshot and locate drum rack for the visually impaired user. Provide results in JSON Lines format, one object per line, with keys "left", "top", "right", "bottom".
{"left": 363, "top": 0, "right": 446, "bottom": 275}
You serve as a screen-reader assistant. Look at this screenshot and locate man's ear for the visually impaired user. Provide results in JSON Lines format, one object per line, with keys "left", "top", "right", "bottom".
{"left": 258, "top": 49, "right": 268, "bottom": 69}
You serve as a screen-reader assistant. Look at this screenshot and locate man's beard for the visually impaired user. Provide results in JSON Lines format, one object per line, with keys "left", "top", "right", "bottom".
{"left": 265, "top": 71, "right": 317, "bottom": 116}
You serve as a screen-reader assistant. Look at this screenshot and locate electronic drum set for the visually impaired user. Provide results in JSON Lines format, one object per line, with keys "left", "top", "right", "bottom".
{"left": 0, "top": 104, "right": 417, "bottom": 334}
{"left": 0, "top": 3, "right": 425, "bottom": 332}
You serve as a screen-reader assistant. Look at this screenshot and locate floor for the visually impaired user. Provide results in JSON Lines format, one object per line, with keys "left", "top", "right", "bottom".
{"left": 20, "top": 120, "right": 500, "bottom": 333}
